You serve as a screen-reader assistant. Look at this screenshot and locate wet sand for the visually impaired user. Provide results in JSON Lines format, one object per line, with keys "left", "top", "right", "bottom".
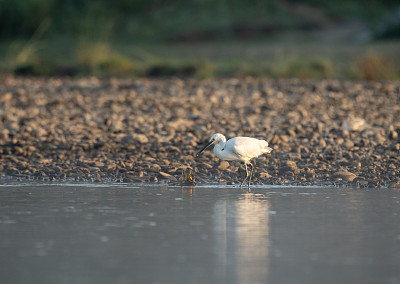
{"left": 0, "top": 76, "right": 399, "bottom": 187}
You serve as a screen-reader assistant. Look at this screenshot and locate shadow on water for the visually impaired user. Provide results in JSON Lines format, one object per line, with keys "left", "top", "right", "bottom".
{"left": 0, "top": 183, "right": 399, "bottom": 284}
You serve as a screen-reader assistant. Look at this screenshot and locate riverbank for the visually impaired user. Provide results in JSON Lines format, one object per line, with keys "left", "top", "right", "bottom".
{"left": 1, "top": 76, "right": 399, "bottom": 188}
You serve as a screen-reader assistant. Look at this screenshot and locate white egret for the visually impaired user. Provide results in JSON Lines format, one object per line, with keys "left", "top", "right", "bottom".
{"left": 196, "top": 133, "right": 273, "bottom": 188}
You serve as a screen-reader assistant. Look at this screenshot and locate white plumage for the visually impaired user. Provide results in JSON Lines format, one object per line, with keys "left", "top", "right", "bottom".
{"left": 196, "top": 133, "right": 273, "bottom": 188}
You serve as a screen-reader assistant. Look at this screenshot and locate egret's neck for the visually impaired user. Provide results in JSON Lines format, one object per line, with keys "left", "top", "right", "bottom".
{"left": 213, "top": 140, "right": 227, "bottom": 160}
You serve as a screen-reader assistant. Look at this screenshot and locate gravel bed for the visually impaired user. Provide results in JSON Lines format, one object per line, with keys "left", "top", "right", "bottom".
{"left": 1, "top": 76, "right": 399, "bottom": 188}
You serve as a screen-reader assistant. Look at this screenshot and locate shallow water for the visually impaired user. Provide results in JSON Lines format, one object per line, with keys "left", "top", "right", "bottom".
{"left": 0, "top": 184, "right": 399, "bottom": 284}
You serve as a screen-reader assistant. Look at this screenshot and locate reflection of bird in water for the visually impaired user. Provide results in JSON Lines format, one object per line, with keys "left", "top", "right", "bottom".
{"left": 196, "top": 133, "right": 273, "bottom": 189}
{"left": 213, "top": 192, "right": 270, "bottom": 283}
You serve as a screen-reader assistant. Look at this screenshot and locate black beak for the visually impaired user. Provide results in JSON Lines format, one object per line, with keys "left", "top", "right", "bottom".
{"left": 196, "top": 140, "right": 214, "bottom": 157}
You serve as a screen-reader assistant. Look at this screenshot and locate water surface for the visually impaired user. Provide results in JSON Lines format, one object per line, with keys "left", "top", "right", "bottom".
{"left": 0, "top": 184, "right": 399, "bottom": 284}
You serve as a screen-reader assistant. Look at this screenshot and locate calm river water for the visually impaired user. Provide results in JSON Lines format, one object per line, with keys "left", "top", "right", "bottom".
{"left": 0, "top": 184, "right": 399, "bottom": 284}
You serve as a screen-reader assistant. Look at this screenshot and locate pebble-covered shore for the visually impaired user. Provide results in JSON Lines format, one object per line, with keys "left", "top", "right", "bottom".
{"left": 1, "top": 76, "right": 399, "bottom": 188}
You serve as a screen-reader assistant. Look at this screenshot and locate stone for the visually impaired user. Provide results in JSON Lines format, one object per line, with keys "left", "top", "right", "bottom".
{"left": 148, "top": 164, "right": 161, "bottom": 172}
{"left": 332, "top": 171, "right": 357, "bottom": 181}
{"left": 198, "top": 163, "right": 213, "bottom": 169}
{"left": 38, "top": 159, "right": 53, "bottom": 164}
{"left": 92, "top": 161, "right": 105, "bottom": 167}
{"left": 218, "top": 161, "right": 230, "bottom": 170}
{"left": 259, "top": 172, "right": 271, "bottom": 179}
{"left": 33, "top": 127, "right": 47, "bottom": 137}
{"left": 280, "top": 135, "right": 290, "bottom": 142}
{"left": 342, "top": 117, "right": 367, "bottom": 132}
{"left": 122, "top": 133, "right": 149, "bottom": 144}
{"left": 343, "top": 140, "right": 354, "bottom": 148}
{"left": 389, "top": 130, "right": 398, "bottom": 140}
{"left": 158, "top": 172, "right": 177, "bottom": 181}
{"left": 0, "top": 77, "right": 399, "bottom": 187}
{"left": 285, "top": 160, "right": 297, "bottom": 170}
{"left": 5, "top": 167, "right": 20, "bottom": 175}
{"left": 89, "top": 167, "right": 100, "bottom": 173}
{"left": 106, "top": 163, "right": 116, "bottom": 170}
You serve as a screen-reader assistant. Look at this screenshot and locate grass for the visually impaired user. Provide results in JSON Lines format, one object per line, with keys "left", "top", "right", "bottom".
{"left": 1, "top": 36, "right": 400, "bottom": 80}
{"left": 1, "top": 1, "right": 398, "bottom": 80}
{"left": 76, "top": 42, "right": 144, "bottom": 77}
{"left": 355, "top": 51, "right": 396, "bottom": 80}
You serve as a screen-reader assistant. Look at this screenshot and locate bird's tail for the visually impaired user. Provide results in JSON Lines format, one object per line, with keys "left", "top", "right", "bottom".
{"left": 264, "top": 146, "right": 273, "bottom": 154}
{"left": 261, "top": 140, "right": 273, "bottom": 154}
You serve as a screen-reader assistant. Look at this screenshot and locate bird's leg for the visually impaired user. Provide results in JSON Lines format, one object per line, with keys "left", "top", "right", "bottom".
{"left": 248, "top": 162, "right": 254, "bottom": 190}
{"left": 240, "top": 163, "right": 249, "bottom": 188}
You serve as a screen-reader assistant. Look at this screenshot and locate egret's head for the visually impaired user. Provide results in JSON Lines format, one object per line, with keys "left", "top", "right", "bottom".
{"left": 196, "top": 133, "right": 224, "bottom": 157}
{"left": 210, "top": 133, "right": 224, "bottom": 142}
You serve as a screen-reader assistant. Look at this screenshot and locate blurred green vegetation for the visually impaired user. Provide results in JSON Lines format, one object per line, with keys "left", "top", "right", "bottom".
{"left": 0, "top": 0, "right": 398, "bottom": 40}
{"left": 2, "top": 38, "right": 399, "bottom": 80}
{"left": 0, "top": 0, "right": 399, "bottom": 79}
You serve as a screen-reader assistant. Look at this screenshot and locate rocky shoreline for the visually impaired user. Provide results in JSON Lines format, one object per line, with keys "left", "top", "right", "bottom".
{"left": 1, "top": 76, "right": 399, "bottom": 188}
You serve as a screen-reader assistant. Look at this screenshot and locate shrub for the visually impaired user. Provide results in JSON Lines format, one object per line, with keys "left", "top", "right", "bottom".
{"left": 356, "top": 51, "right": 395, "bottom": 81}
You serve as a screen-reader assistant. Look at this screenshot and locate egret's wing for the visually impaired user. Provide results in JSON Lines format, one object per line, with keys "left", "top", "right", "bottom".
{"left": 228, "top": 137, "right": 259, "bottom": 159}
{"left": 230, "top": 146, "right": 245, "bottom": 159}
{"left": 231, "top": 137, "right": 272, "bottom": 159}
